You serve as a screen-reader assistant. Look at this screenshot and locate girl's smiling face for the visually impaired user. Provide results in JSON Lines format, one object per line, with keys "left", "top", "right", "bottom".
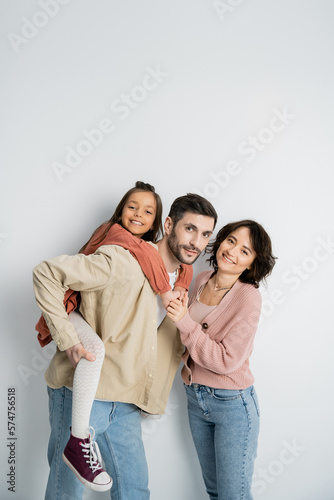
{"left": 121, "top": 190, "right": 157, "bottom": 238}
{"left": 216, "top": 226, "right": 256, "bottom": 278}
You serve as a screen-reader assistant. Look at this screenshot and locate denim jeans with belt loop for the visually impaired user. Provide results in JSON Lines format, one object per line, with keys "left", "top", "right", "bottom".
{"left": 184, "top": 383, "right": 260, "bottom": 500}
{"left": 45, "top": 386, "right": 150, "bottom": 500}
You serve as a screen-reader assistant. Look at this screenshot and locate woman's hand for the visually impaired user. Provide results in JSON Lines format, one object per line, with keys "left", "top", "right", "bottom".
{"left": 167, "top": 298, "right": 188, "bottom": 323}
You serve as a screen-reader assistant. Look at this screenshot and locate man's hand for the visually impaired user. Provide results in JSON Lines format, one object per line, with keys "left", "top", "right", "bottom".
{"left": 65, "top": 343, "right": 96, "bottom": 369}
{"left": 167, "top": 299, "right": 188, "bottom": 323}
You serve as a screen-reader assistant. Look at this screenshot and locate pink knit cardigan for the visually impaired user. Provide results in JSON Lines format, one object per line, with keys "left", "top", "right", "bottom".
{"left": 175, "top": 271, "right": 262, "bottom": 390}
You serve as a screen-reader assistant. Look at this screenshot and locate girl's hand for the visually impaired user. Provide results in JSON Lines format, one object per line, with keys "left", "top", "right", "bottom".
{"left": 161, "top": 289, "right": 180, "bottom": 310}
{"left": 167, "top": 299, "right": 188, "bottom": 323}
{"left": 173, "top": 286, "right": 188, "bottom": 307}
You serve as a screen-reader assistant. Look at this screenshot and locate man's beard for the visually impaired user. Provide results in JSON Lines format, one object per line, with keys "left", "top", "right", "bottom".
{"left": 167, "top": 228, "right": 201, "bottom": 265}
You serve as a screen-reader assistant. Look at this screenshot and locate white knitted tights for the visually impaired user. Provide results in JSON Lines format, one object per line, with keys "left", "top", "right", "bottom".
{"left": 67, "top": 311, "right": 105, "bottom": 438}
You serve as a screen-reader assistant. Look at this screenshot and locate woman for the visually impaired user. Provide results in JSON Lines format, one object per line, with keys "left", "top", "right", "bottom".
{"left": 167, "top": 220, "right": 276, "bottom": 500}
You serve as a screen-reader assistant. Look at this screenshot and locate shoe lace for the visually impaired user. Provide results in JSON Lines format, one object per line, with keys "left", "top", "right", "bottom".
{"left": 80, "top": 427, "right": 103, "bottom": 474}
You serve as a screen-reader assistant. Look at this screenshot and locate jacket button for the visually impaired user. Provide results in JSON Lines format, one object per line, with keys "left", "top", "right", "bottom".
{"left": 202, "top": 322, "right": 208, "bottom": 329}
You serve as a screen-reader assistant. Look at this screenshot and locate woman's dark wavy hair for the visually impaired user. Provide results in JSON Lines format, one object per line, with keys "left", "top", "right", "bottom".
{"left": 79, "top": 181, "right": 163, "bottom": 252}
{"left": 206, "top": 219, "right": 277, "bottom": 288}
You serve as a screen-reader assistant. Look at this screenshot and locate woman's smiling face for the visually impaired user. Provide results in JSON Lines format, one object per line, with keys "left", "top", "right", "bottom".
{"left": 216, "top": 226, "right": 256, "bottom": 278}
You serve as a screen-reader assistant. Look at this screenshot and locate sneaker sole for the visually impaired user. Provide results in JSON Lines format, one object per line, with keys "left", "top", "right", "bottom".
{"left": 62, "top": 453, "right": 113, "bottom": 492}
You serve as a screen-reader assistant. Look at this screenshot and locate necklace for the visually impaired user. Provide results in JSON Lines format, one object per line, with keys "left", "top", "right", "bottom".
{"left": 213, "top": 277, "right": 237, "bottom": 292}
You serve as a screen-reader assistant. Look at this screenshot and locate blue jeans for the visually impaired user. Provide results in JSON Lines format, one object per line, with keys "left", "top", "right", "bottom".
{"left": 185, "top": 384, "right": 260, "bottom": 500}
{"left": 45, "top": 386, "right": 150, "bottom": 500}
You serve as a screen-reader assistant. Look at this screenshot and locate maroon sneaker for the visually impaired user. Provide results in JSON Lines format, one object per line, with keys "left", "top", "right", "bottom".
{"left": 62, "top": 430, "right": 112, "bottom": 492}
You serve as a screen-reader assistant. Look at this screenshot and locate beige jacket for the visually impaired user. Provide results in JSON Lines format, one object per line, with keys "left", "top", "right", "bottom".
{"left": 33, "top": 244, "right": 183, "bottom": 414}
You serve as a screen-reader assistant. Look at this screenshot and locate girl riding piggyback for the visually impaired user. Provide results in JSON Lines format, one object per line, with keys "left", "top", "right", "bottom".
{"left": 34, "top": 181, "right": 192, "bottom": 492}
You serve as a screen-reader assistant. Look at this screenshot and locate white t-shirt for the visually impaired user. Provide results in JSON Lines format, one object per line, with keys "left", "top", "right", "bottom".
{"left": 156, "top": 271, "right": 177, "bottom": 327}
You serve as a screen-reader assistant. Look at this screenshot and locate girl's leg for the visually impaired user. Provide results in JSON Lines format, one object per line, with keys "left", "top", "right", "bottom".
{"left": 63, "top": 311, "right": 112, "bottom": 492}
{"left": 68, "top": 311, "right": 105, "bottom": 438}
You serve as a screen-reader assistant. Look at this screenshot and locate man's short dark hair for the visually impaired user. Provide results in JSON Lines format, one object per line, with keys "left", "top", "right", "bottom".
{"left": 168, "top": 193, "right": 218, "bottom": 228}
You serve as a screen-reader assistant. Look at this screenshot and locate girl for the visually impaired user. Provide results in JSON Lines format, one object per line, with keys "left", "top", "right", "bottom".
{"left": 167, "top": 220, "right": 276, "bottom": 500}
{"left": 35, "top": 181, "right": 192, "bottom": 492}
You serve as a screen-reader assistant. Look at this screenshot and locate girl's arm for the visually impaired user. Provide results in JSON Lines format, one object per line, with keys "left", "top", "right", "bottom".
{"left": 175, "top": 264, "right": 193, "bottom": 291}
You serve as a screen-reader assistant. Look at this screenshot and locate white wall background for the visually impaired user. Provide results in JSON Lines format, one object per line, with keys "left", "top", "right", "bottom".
{"left": 1, "top": 1, "right": 333, "bottom": 499}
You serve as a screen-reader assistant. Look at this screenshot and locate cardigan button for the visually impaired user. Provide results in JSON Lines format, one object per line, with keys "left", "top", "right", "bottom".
{"left": 202, "top": 322, "right": 209, "bottom": 330}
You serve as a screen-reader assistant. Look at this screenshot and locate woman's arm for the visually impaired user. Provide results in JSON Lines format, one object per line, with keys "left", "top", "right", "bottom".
{"left": 168, "top": 289, "right": 261, "bottom": 375}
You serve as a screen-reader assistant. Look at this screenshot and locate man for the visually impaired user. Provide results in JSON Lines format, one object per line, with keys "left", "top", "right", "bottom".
{"left": 33, "top": 193, "right": 217, "bottom": 500}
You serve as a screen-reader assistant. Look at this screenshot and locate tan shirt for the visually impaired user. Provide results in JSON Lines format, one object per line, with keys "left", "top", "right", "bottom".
{"left": 33, "top": 245, "right": 183, "bottom": 414}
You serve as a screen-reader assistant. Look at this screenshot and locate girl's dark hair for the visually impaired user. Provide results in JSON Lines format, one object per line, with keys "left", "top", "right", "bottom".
{"left": 79, "top": 181, "right": 163, "bottom": 252}
{"left": 206, "top": 219, "right": 277, "bottom": 288}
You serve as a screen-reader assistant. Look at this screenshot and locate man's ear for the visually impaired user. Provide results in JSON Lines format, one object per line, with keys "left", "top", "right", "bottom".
{"left": 164, "top": 216, "right": 173, "bottom": 235}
